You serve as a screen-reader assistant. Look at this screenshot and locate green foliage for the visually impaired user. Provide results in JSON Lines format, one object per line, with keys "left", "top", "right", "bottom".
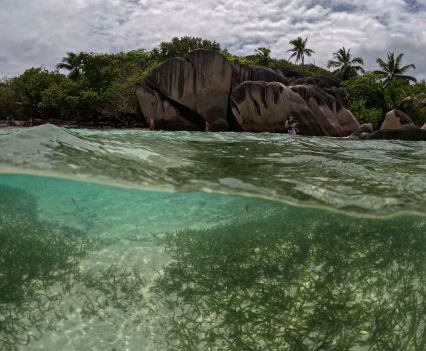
{"left": 375, "top": 52, "right": 416, "bottom": 87}
{"left": 1, "top": 37, "right": 422, "bottom": 128}
{"left": 151, "top": 36, "right": 221, "bottom": 61}
{"left": 254, "top": 47, "right": 271, "bottom": 66}
{"left": 343, "top": 73, "right": 426, "bottom": 126}
{"left": 349, "top": 99, "right": 383, "bottom": 129}
{"left": 0, "top": 68, "right": 67, "bottom": 120}
{"left": 342, "top": 72, "right": 385, "bottom": 113}
{"left": 287, "top": 37, "right": 315, "bottom": 67}
{"left": 327, "top": 47, "right": 365, "bottom": 80}
{"left": 396, "top": 81, "right": 426, "bottom": 125}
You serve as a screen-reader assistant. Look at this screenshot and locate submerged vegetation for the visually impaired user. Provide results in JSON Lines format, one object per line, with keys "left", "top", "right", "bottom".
{"left": 153, "top": 209, "right": 426, "bottom": 350}
{"left": 1, "top": 36, "right": 424, "bottom": 128}
{"left": 0, "top": 185, "right": 145, "bottom": 350}
{"left": 1, "top": 182, "right": 426, "bottom": 350}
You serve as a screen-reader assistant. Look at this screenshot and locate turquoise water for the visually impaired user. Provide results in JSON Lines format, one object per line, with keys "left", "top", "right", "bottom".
{"left": 1, "top": 125, "right": 426, "bottom": 350}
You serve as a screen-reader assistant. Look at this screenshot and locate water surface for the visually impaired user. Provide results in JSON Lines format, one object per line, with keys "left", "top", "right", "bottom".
{"left": 1, "top": 126, "right": 426, "bottom": 350}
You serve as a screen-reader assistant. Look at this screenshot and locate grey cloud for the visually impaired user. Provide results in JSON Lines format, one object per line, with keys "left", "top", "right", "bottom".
{"left": 0, "top": 0, "right": 425, "bottom": 80}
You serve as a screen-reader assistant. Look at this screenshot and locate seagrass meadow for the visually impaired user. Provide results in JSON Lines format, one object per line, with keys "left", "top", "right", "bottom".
{"left": 1, "top": 126, "right": 426, "bottom": 350}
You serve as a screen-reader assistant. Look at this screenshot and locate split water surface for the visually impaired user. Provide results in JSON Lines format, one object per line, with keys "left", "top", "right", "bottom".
{"left": 1, "top": 126, "right": 426, "bottom": 350}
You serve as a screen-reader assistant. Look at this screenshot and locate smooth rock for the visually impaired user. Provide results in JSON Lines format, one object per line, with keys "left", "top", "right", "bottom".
{"left": 136, "top": 84, "right": 203, "bottom": 130}
{"left": 230, "top": 81, "right": 325, "bottom": 135}
{"left": 290, "top": 85, "right": 360, "bottom": 137}
{"left": 361, "top": 124, "right": 426, "bottom": 140}
{"left": 350, "top": 123, "right": 374, "bottom": 138}
{"left": 231, "top": 63, "right": 289, "bottom": 88}
{"left": 292, "top": 76, "right": 341, "bottom": 89}
{"left": 144, "top": 49, "right": 232, "bottom": 129}
{"left": 380, "top": 109, "right": 414, "bottom": 129}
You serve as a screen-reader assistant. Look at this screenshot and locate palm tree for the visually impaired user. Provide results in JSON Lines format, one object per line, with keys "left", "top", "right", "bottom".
{"left": 56, "top": 52, "right": 86, "bottom": 80}
{"left": 255, "top": 47, "right": 271, "bottom": 66}
{"left": 287, "top": 37, "right": 315, "bottom": 67}
{"left": 375, "top": 52, "right": 416, "bottom": 86}
{"left": 327, "top": 47, "right": 365, "bottom": 80}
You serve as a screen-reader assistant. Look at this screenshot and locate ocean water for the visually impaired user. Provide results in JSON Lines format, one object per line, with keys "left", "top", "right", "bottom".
{"left": 1, "top": 125, "right": 426, "bottom": 350}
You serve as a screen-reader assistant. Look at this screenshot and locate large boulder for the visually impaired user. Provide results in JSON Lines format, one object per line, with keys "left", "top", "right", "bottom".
{"left": 361, "top": 125, "right": 426, "bottom": 141}
{"left": 231, "top": 63, "right": 289, "bottom": 88}
{"left": 143, "top": 49, "right": 232, "bottom": 129}
{"left": 230, "top": 81, "right": 325, "bottom": 135}
{"left": 291, "top": 76, "right": 347, "bottom": 106}
{"left": 380, "top": 109, "right": 414, "bottom": 129}
{"left": 135, "top": 84, "right": 203, "bottom": 130}
{"left": 290, "top": 85, "right": 360, "bottom": 137}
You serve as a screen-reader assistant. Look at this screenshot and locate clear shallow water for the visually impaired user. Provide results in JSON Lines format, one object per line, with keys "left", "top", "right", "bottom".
{"left": 1, "top": 125, "right": 426, "bottom": 350}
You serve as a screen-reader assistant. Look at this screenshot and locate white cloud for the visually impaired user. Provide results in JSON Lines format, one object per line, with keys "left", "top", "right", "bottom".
{"left": 0, "top": 0, "right": 424, "bottom": 79}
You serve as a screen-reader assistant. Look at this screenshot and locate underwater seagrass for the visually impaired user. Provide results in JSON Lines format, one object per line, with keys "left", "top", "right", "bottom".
{"left": 0, "top": 185, "right": 146, "bottom": 350}
{"left": 152, "top": 207, "right": 426, "bottom": 351}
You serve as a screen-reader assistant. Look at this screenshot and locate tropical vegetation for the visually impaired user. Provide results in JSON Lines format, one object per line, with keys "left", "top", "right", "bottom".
{"left": 287, "top": 37, "right": 315, "bottom": 67}
{"left": 0, "top": 36, "right": 424, "bottom": 128}
{"left": 375, "top": 52, "right": 416, "bottom": 86}
{"left": 327, "top": 47, "right": 365, "bottom": 80}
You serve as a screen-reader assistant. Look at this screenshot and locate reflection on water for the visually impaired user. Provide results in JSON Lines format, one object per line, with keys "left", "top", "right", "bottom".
{"left": 1, "top": 176, "right": 426, "bottom": 350}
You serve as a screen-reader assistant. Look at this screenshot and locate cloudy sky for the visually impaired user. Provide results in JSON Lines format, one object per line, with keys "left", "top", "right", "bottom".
{"left": 1, "top": 0, "right": 425, "bottom": 79}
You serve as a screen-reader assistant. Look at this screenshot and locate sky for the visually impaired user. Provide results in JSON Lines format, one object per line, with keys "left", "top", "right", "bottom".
{"left": 1, "top": 0, "right": 425, "bottom": 79}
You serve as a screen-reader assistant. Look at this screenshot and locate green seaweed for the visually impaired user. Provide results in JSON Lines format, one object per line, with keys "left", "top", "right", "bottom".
{"left": 152, "top": 208, "right": 426, "bottom": 351}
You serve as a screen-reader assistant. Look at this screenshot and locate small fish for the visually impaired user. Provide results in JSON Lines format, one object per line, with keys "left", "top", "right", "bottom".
{"left": 245, "top": 204, "right": 249, "bottom": 213}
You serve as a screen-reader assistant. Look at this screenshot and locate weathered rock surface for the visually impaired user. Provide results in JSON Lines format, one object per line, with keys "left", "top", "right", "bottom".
{"left": 292, "top": 76, "right": 341, "bottom": 89}
{"left": 350, "top": 123, "right": 374, "bottom": 138}
{"left": 231, "top": 63, "right": 289, "bottom": 88}
{"left": 361, "top": 125, "right": 426, "bottom": 141}
{"left": 380, "top": 109, "right": 414, "bottom": 130}
{"left": 291, "top": 76, "right": 346, "bottom": 106}
{"left": 290, "top": 85, "right": 360, "bottom": 137}
{"left": 135, "top": 84, "right": 203, "bottom": 130}
{"left": 144, "top": 49, "right": 232, "bottom": 129}
{"left": 136, "top": 49, "right": 361, "bottom": 135}
{"left": 230, "top": 81, "right": 325, "bottom": 135}
{"left": 422, "top": 122, "right": 426, "bottom": 129}
{"left": 281, "top": 70, "right": 306, "bottom": 80}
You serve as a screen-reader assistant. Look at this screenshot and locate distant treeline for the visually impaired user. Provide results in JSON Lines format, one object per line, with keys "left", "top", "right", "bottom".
{"left": 0, "top": 36, "right": 425, "bottom": 127}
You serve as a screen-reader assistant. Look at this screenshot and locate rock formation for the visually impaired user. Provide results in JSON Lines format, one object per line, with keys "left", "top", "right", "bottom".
{"left": 136, "top": 49, "right": 361, "bottom": 136}
{"left": 380, "top": 109, "right": 414, "bottom": 129}
{"left": 144, "top": 50, "right": 233, "bottom": 130}
{"left": 135, "top": 84, "right": 203, "bottom": 130}
{"left": 231, "top": 63, "right": 289, "bottom": 88}
{"left": 361, "top": 124, "right": 426, "bottom": 141}
{"left": 422, "top": 122, "right": 426, "bottom": 129}
{"left": 292, "top": 76, "right": 341, "bottom": 89}
{"left": 291, "top": 76, "right": 347, "bottom": 106}
{"left": 230, "top": 82, "right": 325, "bottom": 135}
{"left": 289, "top": 85, "right": 359, "bottom": 137}
{"left": 350, "top": 123, "right": 374, "bottom": 138}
